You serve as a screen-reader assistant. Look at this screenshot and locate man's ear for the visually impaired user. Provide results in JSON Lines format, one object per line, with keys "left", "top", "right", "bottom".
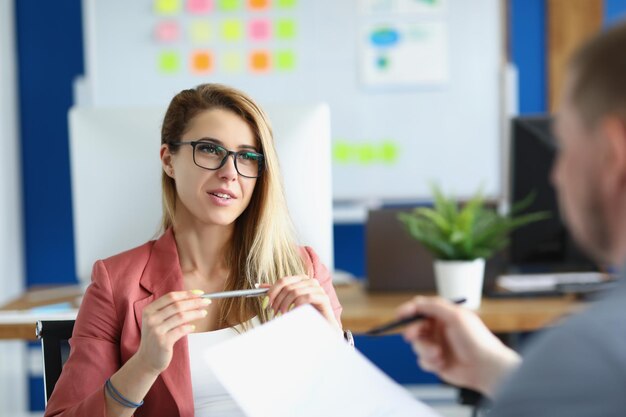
{"left": 160, "top": 144, "right": 175, "bottom": 178}
{"left": 601, "top": 115, "right": 626, "bottom": 191}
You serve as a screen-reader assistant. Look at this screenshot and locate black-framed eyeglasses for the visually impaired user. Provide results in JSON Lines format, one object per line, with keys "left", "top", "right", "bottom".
{"left": 169, "top": 139, "right": 264, "bottom": 178}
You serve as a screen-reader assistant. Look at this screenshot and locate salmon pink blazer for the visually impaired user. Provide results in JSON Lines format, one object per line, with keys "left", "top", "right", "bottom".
{"left": 44, "top": 228, "right": 342, "bottom": 417}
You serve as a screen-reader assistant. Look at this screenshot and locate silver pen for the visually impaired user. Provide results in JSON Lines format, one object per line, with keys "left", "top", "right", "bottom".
{"left": 201, "top": 288, "right": 269, "bottom": 299}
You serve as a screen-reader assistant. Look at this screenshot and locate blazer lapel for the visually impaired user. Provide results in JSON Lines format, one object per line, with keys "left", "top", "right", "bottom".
{"left": 133, "top": 228, "right": 194, "bottom": 417}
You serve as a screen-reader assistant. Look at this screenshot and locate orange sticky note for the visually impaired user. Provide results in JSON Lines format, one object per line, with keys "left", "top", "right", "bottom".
{"left": 248, "top": 0, "right": 269, "bottom": 10}
{"left": 191, "top": 51, "right": 214, "bottom": 73}
{"left": 249, "top": 50, "right": 270, "bottom": 72}
{"left": 249, "top": 19, "right": 271, "bottom": 41}
{"left": 154, "top": 21, "right": 180, "bottom": 42}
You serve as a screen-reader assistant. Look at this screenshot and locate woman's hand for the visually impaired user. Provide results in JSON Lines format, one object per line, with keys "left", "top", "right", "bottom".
{"left": 262, "top": 276, "right": 341, "bottom": 331}
{"left": 398, "top": 296, "right": 521, "bottom": 397}
{"left": 134, "top": 290, "right": 211, "bottom": 374}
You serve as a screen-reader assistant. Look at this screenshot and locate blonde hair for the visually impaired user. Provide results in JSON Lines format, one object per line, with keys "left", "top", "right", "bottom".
{"left": 160, "top": 84, "right": 306, "bottom": 327}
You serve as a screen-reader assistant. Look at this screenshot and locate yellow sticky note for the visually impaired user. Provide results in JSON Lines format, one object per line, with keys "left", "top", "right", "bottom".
{"left": 155, "top": 0, "right": 181, "bottom": 14}
{"left": 222, "top": 51, "right": 243, "bottom": 72}
{"left": 275, "top": 19, "right": 297, "bottom": 40}
{"left": 221, "top": 19, "right": 243, "bottom": 41}
{"left": 190, "top": 21, "right": 212, "bottom": 43}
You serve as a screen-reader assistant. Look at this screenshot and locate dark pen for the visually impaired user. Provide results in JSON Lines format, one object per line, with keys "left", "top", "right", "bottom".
{"left": 365, "top": 298, "right": 467, "bottom": 335}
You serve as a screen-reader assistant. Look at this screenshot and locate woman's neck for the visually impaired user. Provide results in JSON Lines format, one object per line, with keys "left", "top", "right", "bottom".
{"left": 172, "top": 217, "right": 234, "bottom": 289}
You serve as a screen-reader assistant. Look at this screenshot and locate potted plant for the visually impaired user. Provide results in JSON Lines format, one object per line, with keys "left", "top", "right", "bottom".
{"left": 398, "top": 186, "right": 549, "bottom": 309}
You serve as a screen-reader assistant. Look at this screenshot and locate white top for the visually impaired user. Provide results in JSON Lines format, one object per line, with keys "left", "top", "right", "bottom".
{"left": 188, "top": 317, "right": 260, "bottom": 417}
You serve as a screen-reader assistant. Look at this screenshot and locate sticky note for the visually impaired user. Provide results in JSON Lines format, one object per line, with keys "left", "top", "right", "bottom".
{"left": 221, "top": 19, "right": 243, "bottom": 41}
{"left": 333, "top": 142, "right": 352, "bottom": 164}
{"left": 219, "top": 0, "right": 241, "bottom": 11}
{"left": 192, "top": 51, "right": 213, "bottom": 73}
{"left": 187, "top": 0, "right": 213, "bottom": 13}
{"left": 155, "top": 0, "right": 181, "bottom": 14}
{"left": 277, "top": 0, "right": 296, "bottom": 8}
{"left": 379, "top": 140, "right": 399, "bottom": 163}
{"left": 222, "top": 51, "right": 243, "bottom": 72}
{"left": 358, "top": 144, "right": 376, "bottom": 164}
{"left": 154, "top": 21, "right": 180, "bottom": 42}
{"left": 249, "top": 50, "right": 271, "bottom": 72}
{"left": 190, "top": 21, "right": 212, "bottom": 42}
{"left": 275, "top": 50, "right": 296, "bottom": 71}
{"left": 275, "top": 19, "right": 297, "bottom": 40}
{"left": 248, "top": 0, "right": 269, "bottom": 10}
{"left": 249, "top": 19, "right": 271, "bottom": 41}
{"left": 158, "top": 51, "right": 181, "bottom": 74}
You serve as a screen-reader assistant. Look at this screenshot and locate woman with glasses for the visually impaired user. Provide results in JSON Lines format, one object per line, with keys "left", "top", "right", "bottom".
{"left": 45, "top": 84, "right": 343, "bottom": 417}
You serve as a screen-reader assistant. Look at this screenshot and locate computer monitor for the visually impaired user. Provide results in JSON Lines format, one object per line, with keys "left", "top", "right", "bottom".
{"left": 68, "top": 104, "right": 334, "bottom": 285}
{"left": 508, "top": 116, "right": 596, "bottom": 272}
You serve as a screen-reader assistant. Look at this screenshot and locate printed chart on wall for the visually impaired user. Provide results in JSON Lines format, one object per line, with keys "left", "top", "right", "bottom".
{"left": 83, "top": 0, "right": 503, "bottom": 201}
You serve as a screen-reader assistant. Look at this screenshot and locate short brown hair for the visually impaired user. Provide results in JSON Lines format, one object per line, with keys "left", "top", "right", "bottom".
{"left": 568, "top": 20, "right": 626, "bottom": 126}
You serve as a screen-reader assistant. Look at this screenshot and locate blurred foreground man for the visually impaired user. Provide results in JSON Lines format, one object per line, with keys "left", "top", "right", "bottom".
{"left": 398, "top": 20, "right": 626, "bottom": 417}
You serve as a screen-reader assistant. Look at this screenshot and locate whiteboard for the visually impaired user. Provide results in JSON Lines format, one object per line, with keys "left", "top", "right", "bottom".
{"left": 82, "top": 0, "right": 503, "bottom": 201}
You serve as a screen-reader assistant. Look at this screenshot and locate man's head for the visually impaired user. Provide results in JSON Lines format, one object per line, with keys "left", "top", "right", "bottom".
{"left": 552, "top": 21, "right": 626, "bottom": 266}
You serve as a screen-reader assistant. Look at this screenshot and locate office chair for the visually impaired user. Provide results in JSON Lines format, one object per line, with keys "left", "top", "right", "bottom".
{"left": 36, "top": 320, "right": 75, "bottom": 404}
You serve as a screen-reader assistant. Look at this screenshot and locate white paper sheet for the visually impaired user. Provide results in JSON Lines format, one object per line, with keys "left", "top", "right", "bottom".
{"left": 203, "top": 305, "right": 441, "bottom": 417}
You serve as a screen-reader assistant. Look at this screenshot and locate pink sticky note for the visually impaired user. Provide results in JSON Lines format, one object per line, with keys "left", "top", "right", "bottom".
{"left": 248, "top": 19, "right": 271, "bottom": 41}
{"left": 155, "top": 21, "right": 180, "bottom": 42}
{"left": 187, "top": 0, "right": 213, "bottom": 13}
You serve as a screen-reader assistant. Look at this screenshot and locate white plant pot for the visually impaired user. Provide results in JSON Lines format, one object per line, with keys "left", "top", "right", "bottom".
{"left": 433, "top": 258, "right": 485, "bottom": 310}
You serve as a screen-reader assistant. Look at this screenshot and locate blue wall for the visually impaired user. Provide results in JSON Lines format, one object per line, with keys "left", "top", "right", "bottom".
{"left": 16, "top": 0, "right": 83, "bottom": 287}
{"left": 510, "top": 0, "right": 546, "bottom": 114}
{"left": 606, "top": 0, "right": 626, "bottom": 24}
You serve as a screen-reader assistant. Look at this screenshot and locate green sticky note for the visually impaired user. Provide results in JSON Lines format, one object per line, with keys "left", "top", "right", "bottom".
{"left": 379, "top": 140, "right": 399, "bottom": 164}
{"left": 275, "top": 19, "right": 297, "bottom": 40}
{"left": 277, "top": 0, "right": 297, "bottom": 8}
{"left": 275, "top": 50, "right": 296, "bottom": 71}
{"left": 223, "top": 51, "right": 243, "bottom": 73}
{"left": 158, "top": 51, "right": 180, "bottom": 74}
{"left": 221, "top": 20, "right": 243, "bottom": 41}
{"left": 155, "top": 0, "right": 181, "bottom": 14}
{"left": 333, "top": 142, "right": 352, "bottom": 164}
{"left": 358, "top": 144, "right": 376, "bottom": 164}
{"left": 219, "top": 0, "right": 241, "bottom": 11}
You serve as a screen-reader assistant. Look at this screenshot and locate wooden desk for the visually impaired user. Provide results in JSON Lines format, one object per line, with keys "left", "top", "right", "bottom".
{"left": 336, "top": 283, "right": 587, "bottom": 334}
{"left": 0, "top": 286, "right": 82, "bottom": 341}
{"left": 0, "top": 283, "right": 587, "bottom": 340}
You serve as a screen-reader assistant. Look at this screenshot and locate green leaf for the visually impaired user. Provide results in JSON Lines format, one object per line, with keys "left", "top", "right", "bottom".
{"left": 414, "top": 207, "right": 452, "bottom": 234}
{"left": 397, "top": 183, "right": 550, "bottom": 260}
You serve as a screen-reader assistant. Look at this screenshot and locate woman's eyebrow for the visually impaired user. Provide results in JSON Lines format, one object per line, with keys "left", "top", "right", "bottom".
{"left": 199, "top": 137, "right": 259, "bottom": 152}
